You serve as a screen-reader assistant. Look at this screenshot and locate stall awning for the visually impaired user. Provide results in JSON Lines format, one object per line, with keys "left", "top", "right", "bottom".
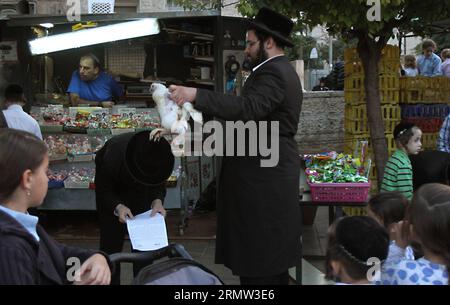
{"left": 5, "top": 10, "right": 221, "bottom": 27}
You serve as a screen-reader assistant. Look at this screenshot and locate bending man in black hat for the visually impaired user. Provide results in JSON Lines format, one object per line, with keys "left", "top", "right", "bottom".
{"left": 94, "top": 131, "right": 174, "bottom": 285}
{"left": 169, "top": 7, "right": 302, "bottom": 285}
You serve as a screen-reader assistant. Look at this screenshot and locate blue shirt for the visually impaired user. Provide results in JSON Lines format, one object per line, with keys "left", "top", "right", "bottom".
{"left": 417, "top": 53, "right": 442, "bottom": 76}
{"left": 438, "top": 114, "right": 450, "bottom": 152}
{"left": 0, "top": 205, "right": 39, "bottom": 242}
{"left": 67, "top": 70, "right": 123, "bottom": 102}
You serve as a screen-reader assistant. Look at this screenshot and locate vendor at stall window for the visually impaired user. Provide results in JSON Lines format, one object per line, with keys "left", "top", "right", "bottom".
{"left": 67, "top": 54, "right": 123, "bottom": 107}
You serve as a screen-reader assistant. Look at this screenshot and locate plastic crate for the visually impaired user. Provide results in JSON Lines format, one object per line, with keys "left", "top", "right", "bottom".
{"left": 345, "top": 88, "right": 399, "bottom": 105}
{"left": 345, "top": 104, "right": 401, "bottom": 135}
{"left": 421, "top": 132, "right": 439, "bottom": 150}
{"left": 401, "top": 104, "right": 450, "bottom": 119}
{"left": 48, "top": 180, "right": 65, "bottom": 189}
{"left": 344, "top": 133, "right": 396, "bottom": 159}
{"left": 40, "top": 124, "right": 64, "bottom": 133}
{"left": 345, "top": 118, "right": 400, "bottom": 135}
{"left": 307, "top": 181, "right": 371, "bottom": 202}
{"left": 345, "top": 104, "right": 401, "bottom": 121}
{"left": 400, "top": 76, "right": 450, "bottom": 104}
{"left": 345, "top": 75, "right": 399, "bottom": 91}
{"left": 403, "top": 118, "right": 444, "bottom": 133}
{"left": 344, "top": 45, "right": 400, "bottom": 76}
{"left": 343, "top": 207, "right": 368, "bottom": 216}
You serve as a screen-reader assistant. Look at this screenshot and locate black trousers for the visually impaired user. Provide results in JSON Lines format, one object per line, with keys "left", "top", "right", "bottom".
{"left": 98, "top": 208, "right": 147, "bottom": 285}
{"left": 239, "top": 271, "right": 290, "bottom": 285}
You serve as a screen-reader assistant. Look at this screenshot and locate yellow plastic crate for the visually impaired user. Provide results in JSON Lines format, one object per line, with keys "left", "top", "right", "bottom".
{"left": 344, "top": 133, "right": 396, "bottom": 157}
{"left": 421, "top": 132, "right": 439, "bottom": 150}
{"left": 344, "top": 44, "right": 400, "bottom": 77}
{"left": 343, "top": 207, "right": 368, "bottom": 216}
{"left": 345, "top": 60, "right": 400, "bottom": 76}
{"left": 345, "top": 118, "right": 400, "bottom": 135}
{"left": 380, "top": 45, "right": 400, "bottom": 60}
{"left": 345, "top": 89, "right": 399, "bottom": 105}
{"left": 345, "top": 104, "right": 401, "bottom": 121}
{"left": 400, "top": 76, "right": 450, "bottom": 104}
{"left": 344, "top": 45, "right": 399, "bottom": 63}
{"left": 345, "top": 75, "right": 399, "bottom": 91}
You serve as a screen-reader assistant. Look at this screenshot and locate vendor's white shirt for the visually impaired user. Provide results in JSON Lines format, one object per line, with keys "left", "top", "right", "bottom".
{"left": 2, "top": 104, "right": 42, "bottom": 140}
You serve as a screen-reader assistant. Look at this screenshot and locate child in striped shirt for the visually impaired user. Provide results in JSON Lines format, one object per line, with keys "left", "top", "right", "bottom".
{"left": 381, "top": 122, "right": 422, "bottom": 199}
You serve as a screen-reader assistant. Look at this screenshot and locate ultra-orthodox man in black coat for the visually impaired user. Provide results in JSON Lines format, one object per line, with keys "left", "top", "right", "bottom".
{"left": 194, "top": 55, "right": 303, "bottom": 277}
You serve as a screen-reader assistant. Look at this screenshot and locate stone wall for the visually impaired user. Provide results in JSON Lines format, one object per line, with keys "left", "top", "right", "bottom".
{"left": 138, "top": 0, "right": 167, "bottom": 12}
{"left": 296, "top": 91, "right": 345, "bottom": 154}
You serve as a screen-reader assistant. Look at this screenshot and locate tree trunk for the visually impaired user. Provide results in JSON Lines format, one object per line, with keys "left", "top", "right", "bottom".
{"left": 357, "top": 37, "right": 389, "bottom": 188}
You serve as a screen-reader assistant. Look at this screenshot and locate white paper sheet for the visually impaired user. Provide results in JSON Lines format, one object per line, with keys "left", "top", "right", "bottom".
{"left": 126, "top": 209, "right": 168, "bottom": 251}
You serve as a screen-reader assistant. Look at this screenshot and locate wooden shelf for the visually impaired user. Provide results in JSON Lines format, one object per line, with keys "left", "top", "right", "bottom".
{"left": 185, "top": 56, "right": 214, "bottom": 63}
{"left": 186, "top": 79, "right": 215, "bottom": 86}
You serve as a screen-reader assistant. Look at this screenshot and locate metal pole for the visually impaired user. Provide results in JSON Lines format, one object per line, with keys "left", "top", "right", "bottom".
{"left": 329, "top": 35, "right": 333, "bottom": 71}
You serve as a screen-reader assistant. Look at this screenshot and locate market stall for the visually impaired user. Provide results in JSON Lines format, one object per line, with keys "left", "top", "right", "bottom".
{"left": 3, "top": 12, "right": 248, "bottom": 220}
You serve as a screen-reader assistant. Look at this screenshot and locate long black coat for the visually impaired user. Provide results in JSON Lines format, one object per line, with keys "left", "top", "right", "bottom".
{"left": 0, "top": 210, "right": 111, "bottom": 284}
{"left": 195, "top": 56, "right": 302, "bottom": 277}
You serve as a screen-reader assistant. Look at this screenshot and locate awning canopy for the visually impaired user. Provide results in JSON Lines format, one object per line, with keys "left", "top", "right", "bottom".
{"left": 5, "top": 10, "right": 221, "bottom": 27}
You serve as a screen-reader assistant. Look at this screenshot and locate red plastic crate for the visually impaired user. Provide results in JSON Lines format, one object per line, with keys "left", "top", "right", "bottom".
{"left": 307, "top": 181, "right": 371, "bottom": 202}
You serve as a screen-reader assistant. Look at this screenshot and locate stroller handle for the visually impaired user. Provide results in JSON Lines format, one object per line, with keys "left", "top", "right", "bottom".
{"left": 109, "top": 244, "right": 193, "bottom": 264}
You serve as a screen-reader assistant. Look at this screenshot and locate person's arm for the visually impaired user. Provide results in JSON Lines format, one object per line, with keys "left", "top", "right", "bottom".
{"left": 69, "top": 93, "right": 103, "bottom": 107}
{"left": 196, "top": 70, "right": 284, "bottom": 121}
{"left": 148, "top": 185, "right": 167, "bottom": 217}
{"left": 432, "top": 57, "right": 443, "bottom": 76}
{"left": 55, "top": 241, "right": 112, "bottom": 285}
{"left": 170, "top": 69, "right": 285, "bottom": 121}
{"left": 438, "top": 116, "right": 450, "bottom": 152}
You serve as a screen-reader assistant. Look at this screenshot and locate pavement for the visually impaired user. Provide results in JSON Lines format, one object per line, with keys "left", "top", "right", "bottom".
{"left": 45, "top": 206, "right": 331, "bottom": 285}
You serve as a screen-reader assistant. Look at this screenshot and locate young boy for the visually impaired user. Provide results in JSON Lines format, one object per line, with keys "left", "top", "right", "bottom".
{"left": 416, "top": 39, "right": 442, "bottom": 76}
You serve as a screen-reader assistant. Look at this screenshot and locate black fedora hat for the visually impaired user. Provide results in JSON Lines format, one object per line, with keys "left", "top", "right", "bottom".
{"left": 125, "top": 131, "right": 174, "bottom": 185}
{"left": 247, "top": 7, "right": 294, "bottom": 48}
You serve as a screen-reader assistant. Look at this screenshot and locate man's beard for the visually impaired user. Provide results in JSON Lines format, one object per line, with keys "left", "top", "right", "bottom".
{"left": 248, "top": 46, "right": 268, "bottom": 70}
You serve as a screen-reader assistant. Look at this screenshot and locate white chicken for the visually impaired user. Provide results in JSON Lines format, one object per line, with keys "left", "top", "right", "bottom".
{"left": 149, "top": 83, "right": 203, "bottom": 157}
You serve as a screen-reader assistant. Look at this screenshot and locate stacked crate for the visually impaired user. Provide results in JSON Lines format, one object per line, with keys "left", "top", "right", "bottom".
{"left": 344, "top": 45, "right": 401, "bottom": 190}
{"left": 400, "top": 76, "right": 450, "bottom": 150}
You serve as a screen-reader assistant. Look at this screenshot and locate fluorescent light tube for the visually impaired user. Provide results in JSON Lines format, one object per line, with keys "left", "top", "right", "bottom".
{"left": 29, "top": 18, "right": 159, "bottom": 55}
{"left": 39, "top": 23, "right": 54, "bottom": 28}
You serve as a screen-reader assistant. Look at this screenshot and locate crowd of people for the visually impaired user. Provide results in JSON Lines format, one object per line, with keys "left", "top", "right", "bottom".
{"left": 402, "top": 39, "right": 450, "bottom": 77}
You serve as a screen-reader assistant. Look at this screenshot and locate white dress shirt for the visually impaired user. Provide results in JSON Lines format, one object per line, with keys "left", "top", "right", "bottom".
{"left": 2, "top": 104, "right": 42, "bottom": 140}
{"left": 252, "top": 54, "right": 284, "bottom": 72}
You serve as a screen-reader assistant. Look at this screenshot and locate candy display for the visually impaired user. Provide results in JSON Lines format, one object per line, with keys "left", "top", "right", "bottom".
{"left": 64, "top": 168, "right": 95, "bottom": 189}
{"left": 44, "top": 135, "right": 68, "bottom": 160}
{"left": 90, "top": 135, "right": 111, "bottom": 152}
{"left": 62, "top": 110, "right": 161, "bottom": 130}
{"left": 304, "top": 151, "right": 369, "bottom": 184}
{"left": 66, "top": 135, "right": 93, "bottom": 155}
{"left": 41, "top": 105, "right": 68, "bottom": 125}
{"left": 47, "top": 169, "right": 68, "bottom": 189}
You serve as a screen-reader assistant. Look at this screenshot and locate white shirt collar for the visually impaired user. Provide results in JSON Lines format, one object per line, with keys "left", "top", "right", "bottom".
{"left": 0, "top": 205, "right": 40, "bottom": 242}
{"left": 7, "top": 104, "right": 24, "bottom": 111}
{"left": 252, "top": 54, "right": 284, "bottom": 72}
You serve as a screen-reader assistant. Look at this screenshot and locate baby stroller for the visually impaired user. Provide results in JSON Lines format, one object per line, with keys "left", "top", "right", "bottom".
{"left": 110, "top": 243, "right": 224, "bottom": 285}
